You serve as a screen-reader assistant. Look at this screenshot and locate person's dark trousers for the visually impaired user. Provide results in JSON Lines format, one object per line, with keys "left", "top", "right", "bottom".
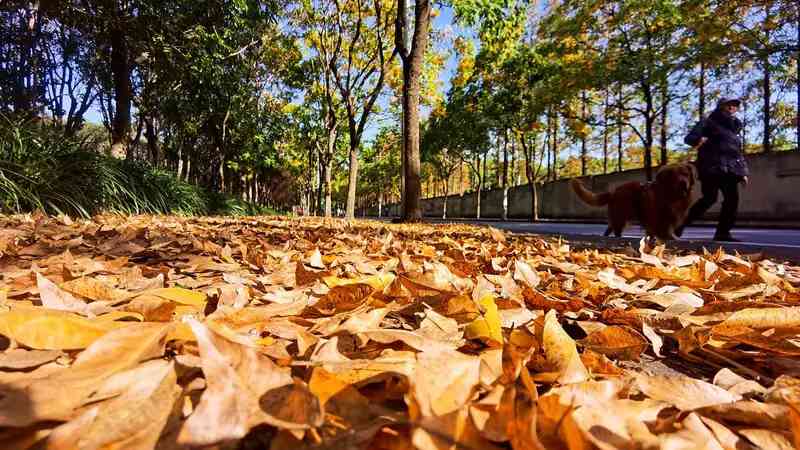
{"left": 681, "top": 173, "right": 741, "bottom": 238}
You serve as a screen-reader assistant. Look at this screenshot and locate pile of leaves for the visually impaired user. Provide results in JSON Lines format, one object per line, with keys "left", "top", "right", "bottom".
{"left": 1, "top": 213, "right": 799, "bottom": 450}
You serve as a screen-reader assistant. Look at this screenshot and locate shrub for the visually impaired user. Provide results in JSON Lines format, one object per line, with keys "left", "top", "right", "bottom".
{"left": 0, "top": 117, "right": 281, "bottom": 218}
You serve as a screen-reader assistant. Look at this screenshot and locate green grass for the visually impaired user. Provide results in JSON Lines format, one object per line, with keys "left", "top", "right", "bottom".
{"left": 0, "top": 117, "right": 281, "bottom": 218}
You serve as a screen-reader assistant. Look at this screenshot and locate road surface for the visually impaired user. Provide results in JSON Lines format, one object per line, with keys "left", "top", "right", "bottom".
{"left": 426, "top": 219, "right": 800, "bottom": 262}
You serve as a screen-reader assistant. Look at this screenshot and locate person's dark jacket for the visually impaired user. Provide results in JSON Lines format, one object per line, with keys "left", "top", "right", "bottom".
{"left": 684, "top": 105, "right": 749, "bottom": 179}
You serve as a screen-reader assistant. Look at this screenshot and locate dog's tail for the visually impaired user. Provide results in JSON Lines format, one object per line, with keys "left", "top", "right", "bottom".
{"left": 570, "top": 178, "right": 611, "bottom": 207}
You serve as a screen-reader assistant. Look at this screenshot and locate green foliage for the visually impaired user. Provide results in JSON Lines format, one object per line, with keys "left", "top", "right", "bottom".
{"left": 0, "top": 119, "right": 279, "bottom": 218}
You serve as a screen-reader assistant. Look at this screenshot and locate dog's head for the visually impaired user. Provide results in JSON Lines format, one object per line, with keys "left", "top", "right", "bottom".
{"left": 655, "top": 163, "right": 696, "bottom": 199}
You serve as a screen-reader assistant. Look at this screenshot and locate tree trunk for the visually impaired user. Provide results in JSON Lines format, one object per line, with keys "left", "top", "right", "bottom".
{"left": 459, "top": 162, "right": 464, "bottom": 195}
{"left": 316, "top": 161, "right": 324, "bottom": 215}
{"left": 502, "top": 130, "right": 509, "bottom": 220}
{"left": 109, "top": 30, "right": 132, "bottom": 158}
{"left": 176, "top": 146, "right": 183, "bottom": 179}
{"left": 218, "top": 158, "right": 225, "bottom": 193}
{"left": 520, "top": 133, "right": 538, "bottom": 222}
{"left": 345, "top": 142, "right": 358, "bottom": 219}
{"left": 643, "top": 84, "right": 654, "bottom": 181}
{"left": 617, "top": 84, "right": 624, "bottom": 172}
{"left": 510, "top": 133, "right": 518, "bottom": 185}
{"left": 476, "top": 174, "right": 482, "bottom": 219}
{"left": 323, "top": 158, "right": 333, "bottom": 217}
{"left": 660, "top": 80, "right": 669, "bottom": 166}
{"left": 580, "top": 90, "right": 588, "bottom": 176}
{"left": 398, "top": 0, "right": 431, "bottom": 222}
{"left": 441, "top": 180, "right": 448, "bottom": 219}
{"left": 603, "top": 89, "right": 609, "bottom": 174}
{"left": 145, "top": 117, "right": 160, "bottom": 167}
{"left": 698, "top": 61, "right": 706, "bottom": 119}
{"left": 552, "top": 112, "right": 559, "bottom": 180}
{"left": 762, "top": 55, "right": 772, "bottom": 153}
{"left": 762, "top": 3, "right": 773, "bottom": 153}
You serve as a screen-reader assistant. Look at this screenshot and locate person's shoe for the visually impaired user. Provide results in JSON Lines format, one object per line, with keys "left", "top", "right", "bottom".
{"left": 713, "top": 233, "right": 741, "bottom": 242}
{"left": 675, "top": 225, "right": 685, "bottom": 238}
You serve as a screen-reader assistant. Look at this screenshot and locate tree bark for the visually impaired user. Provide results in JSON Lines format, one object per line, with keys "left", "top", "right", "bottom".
{"left": 345, "top": 142, "right": 359, "bottom": 219}
{"left": 145, "top": 117, "right": 160, "bottom": 167}
{"left": 441, "top": 179, "right": 448, "bottom": 219}
{"left": 109, "top": 30, "right": 132, "bottom": 158}
{"left": 324, "top": 158, "right": 333, "bottom": 217}
{"left": 502, "top": 129, "right": 509, "bottom": 221}
{"left": 762, "top": 55, "right": 772, "bottom": 153}
{"left": 520, "top": 133, "right": 538, "bottom": 222}
{"left": 397, "top": 0, "right": 430, "bottom": 222}
{"left": 551, "top": 112, "right": 559, "bottom": 180}
{"left": 617, "top": 84, "right": 624, "bottom": 172}
{"left": 762, "top": 3, "right": 773, "bottom": 153}
{"left": 698, "top": 61, "right": 706, "bottom": 119}
{"left": 580, "top": 90, "right": 588, "bottom": 176}
{"left": 602, "top": 89, "right": 609, "bottom": 174}
{"left": 659, "top": 80, "right": 669, "bottom": 166}
{"left": 643, "top": 83, "right": 654, "bottom": 180}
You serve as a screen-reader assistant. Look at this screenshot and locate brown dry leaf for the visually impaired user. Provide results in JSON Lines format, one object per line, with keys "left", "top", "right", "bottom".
{"left": 0, "top": 349, "right": 63, "bottom": 370}
{"left": 313, "top": 283, "right": 374, "bottom": 315}
{"left": 1, "top": 215, "right": 799, "bottom": 448}
{"left": 719, "top": 307, "right": 800, "bottom": 328}
{"left": 543, "top": 310, "right": 588, "bottom": 384}
{"left": 59, "top": 276, "right": 129, "bottom": 302}
{"left": 469, "top": 384, "right": 514, "bottom": 442}
{"left": 738, "top": 429, "right": 794, "bottom": 450}
{"left": 0, "top": 322, "right": 170, "bottom": 426}
{"left": 177, "top": 319, "right": 317, "bottom": 446}
{"left": 536, "top": 394, "right": 591, "bottom": 450}
{"left": 580, "top": 326, "right": 648, "bottom": 361}
{"left": 36, "top": 272, "right": 91, "bottom": 315}
{"left": 305, "top": 368, "right": 394, "bottom": 449}
{"left": 513, "top": 260, "right": 540, "bottom": 288}
{"left": 635, "top": 373, "right": 741, "bottom": 410}
{"left": 412, "top": 405, "right": 504, "bottom": 450}
{"left": 790, "top": 403, "right": 800, "bottom": 450}
{"left": 418, "top": 308, "right": 463, "bottom": 346}
{"left": 412, "top": 349, "right": 481, "bottom": 417}
{"left": 42, "top": 360, "right": 180, "bottom": 450}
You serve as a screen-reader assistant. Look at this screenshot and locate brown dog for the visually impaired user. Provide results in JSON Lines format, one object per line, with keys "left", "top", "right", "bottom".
{"left": 571, "top": 163, "right": 696, "bottom": 241}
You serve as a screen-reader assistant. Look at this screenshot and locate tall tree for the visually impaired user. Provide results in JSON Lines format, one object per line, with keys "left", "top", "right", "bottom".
{"left": 395, "top": 0, "right": 431, "bottom": 221}
{"left": 324, "top": 0, "right": 396, "bottom": 219}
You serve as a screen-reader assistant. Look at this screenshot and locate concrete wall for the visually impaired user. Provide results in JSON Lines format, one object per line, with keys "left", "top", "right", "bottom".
{"left": 369, "top": 151, "right": 800, "bottom": 224}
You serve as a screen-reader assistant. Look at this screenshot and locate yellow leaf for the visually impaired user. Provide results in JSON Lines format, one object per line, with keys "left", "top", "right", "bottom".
{"left": 136, "top": 287, "right": 207, "bottom": 306}
{"left": 0, "top": 307, "right": 121, "bottom": 350}
{"left": 543, "top": 310, "right": 589, "bottom": 384}
{"left": 256, "top": 336, "right": 276, "bottom": 346}
{"left": 167, "top": 322, "right": 196, "bottom": 342}
{"left": 95, "top": 311, "right": 144, "bottom": 322}
{"left": 322, "top": 273, "right": 395, "bottom": 291}
{"left": 464, "top": 294, "right": 503, "bottom": 345}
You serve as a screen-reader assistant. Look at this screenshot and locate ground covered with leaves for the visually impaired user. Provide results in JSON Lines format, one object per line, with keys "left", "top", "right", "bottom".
{"left": 1, "top": 214, "right": 800, "bottom": 449}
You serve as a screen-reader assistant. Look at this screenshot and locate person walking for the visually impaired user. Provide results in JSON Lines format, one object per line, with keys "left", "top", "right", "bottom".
{"left": 678, "top": 98, "right": 749, "bottom": 242}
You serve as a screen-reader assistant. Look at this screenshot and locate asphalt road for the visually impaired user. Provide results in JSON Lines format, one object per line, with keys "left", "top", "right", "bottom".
{"left": 428, "top": 219, "right": 800, "bottom": 262}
